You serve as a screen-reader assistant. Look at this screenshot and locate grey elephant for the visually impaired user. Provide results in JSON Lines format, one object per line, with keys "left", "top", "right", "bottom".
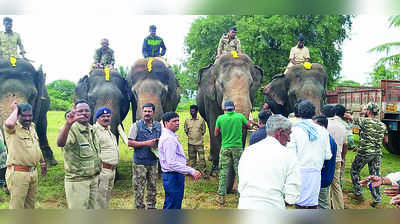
{"left": 126, "top": 58, "right": 180, "bottom": 121}
{"left": 196, "top": 54, "right": 264, "bottom": 181}
{"left": 74, "top": 68, "right": 134, "bottom": 140}
{"left": 262, "top": 63, "right": 327, "bottom": 117}
{"left": 0, "top": 58, "right": 57, "bottom": 165}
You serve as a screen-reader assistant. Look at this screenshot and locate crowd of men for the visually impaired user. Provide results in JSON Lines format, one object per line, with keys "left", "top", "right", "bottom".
{"left": 1, "top": 16, "right": 398, "bottom": 210}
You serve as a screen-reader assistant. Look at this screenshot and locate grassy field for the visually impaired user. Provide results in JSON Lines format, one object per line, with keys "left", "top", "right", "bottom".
{"left": 0, "top": 110, "right": 399, "bottom": 209}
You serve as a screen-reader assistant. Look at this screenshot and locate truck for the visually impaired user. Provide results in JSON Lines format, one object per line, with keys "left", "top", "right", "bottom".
{"left": 327, "top": 80, "right": 400, "bottom": 154}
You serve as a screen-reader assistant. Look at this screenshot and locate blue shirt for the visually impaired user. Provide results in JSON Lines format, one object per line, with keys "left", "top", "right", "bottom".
{"left": 321, "top": 135, "right": 337, "bottom": 188}
{"left": 249, "top": 125, "right": 267, "bottom": 145}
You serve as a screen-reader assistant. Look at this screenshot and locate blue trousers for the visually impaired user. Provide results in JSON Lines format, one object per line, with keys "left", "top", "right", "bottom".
{"left": 162, "top": 172, "right": 185, "bottom": 209}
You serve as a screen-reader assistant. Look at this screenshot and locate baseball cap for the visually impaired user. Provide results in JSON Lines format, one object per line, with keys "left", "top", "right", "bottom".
{"left": 224, "top": 100, "right": 235, "bottom": 110}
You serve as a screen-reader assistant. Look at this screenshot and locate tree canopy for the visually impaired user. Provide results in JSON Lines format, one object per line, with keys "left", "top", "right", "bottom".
{"left": 369, "top": 16, "right": 400, "bottom": 87}
{"left": 184, "top": 15, "right": 352, "bottom": 106}
{"left": 47, "top": 80, "right": 76, "bottom": 111}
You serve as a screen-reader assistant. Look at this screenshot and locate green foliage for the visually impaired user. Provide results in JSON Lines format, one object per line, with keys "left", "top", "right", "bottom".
{"left": 335, "top": 79, "right": 361, "bottom": 88}
{"left": 369, "top": 65, "right": 400, "bottom": 87}
{"left": 184, "top": 15, "right": 352, "bottom": 107}
{"left": 369, "top": 16, "right": 400, "bottom": 86}
{"left": 173, "top": 64, "right": 198, "bottom": 98}
{"left": 47, "top": 80, "right": 76, "bottom": 111}
{"left": 118, "top": 65, "right": 129, "bottom": 78}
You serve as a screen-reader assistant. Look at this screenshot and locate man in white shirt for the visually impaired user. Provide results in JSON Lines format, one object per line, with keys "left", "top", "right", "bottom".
{"left": 322, "top": 104, "right": 347, "bottom": 209}
{"left": 287, "top": 100, "right": 332, "bottom": 209}
{"left": 238, "top": 115, "right": 301, "bottom": 209}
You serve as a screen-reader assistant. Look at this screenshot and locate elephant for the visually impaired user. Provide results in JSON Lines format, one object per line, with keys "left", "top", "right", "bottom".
{"left": 262, "top": 63, "right": 327, "bottom": 117}
{"left": 126, "top": 58, "right": 180, "bottom": 121}
{"left": 74, "top": 68, "right": 134, "bottom": 140}
{"left": 196, "top": 54, "right": 264, "bottom": 177}
{"left": 0, "top": 58, "right": 57, "bottom": 165}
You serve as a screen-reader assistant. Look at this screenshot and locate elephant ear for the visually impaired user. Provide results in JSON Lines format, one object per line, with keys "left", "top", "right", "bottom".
{"left": 120, "top": 78, "right": 133, "bottom": 124}
{"left": 32, "top": 66, "right": 46, "bottom": 123}
{"left": 75, "top": 75, "right": 89, "bottom": 101}
{"left": 262, "top": 75, "right": 288, "bottom": 106}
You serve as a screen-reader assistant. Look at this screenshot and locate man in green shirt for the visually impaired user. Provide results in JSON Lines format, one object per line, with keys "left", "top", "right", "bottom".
{"left": 57, "top": 100, "right": 101, "bottom": 209}
{"left": 0, "top": 17, "right": 25, "bottom": 59}
{"left": 214, "top": 100, "right": 257, "bottom": 205}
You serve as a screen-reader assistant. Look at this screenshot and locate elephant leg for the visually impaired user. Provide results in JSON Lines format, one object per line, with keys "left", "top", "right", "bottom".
{"left": 36, "top": 115, "right": 57, "bottom": 166}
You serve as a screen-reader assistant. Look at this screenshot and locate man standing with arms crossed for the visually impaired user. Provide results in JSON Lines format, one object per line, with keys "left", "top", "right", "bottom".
{"left": 128, "top": 103, "right": 161, "bottom": 209}
{"left": 214, "top": 100, "right": 257, "bottom": 205}
{"left": 4, "top": 102, "right": 47, "bottom": 209}
{"left": 57, "top": 100, "right": 101, "bottom": 209}
{"left": 94, "top": 107, "right": 119, "bottom": 209}
{"left": 184, "top": 105, "right": 207, "bottom": 179}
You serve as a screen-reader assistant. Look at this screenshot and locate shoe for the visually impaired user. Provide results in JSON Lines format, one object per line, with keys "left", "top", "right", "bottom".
{"left": 216, "top": 194, "right": 225, "bottom": 205}
{"left": 370, "top": 201, "right": 381, "bottom": 208}
{"left": 46, "top": 159, "right": 58, "bottom": 166}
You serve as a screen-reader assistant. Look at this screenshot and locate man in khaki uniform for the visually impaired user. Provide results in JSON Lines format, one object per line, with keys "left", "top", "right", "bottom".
{"left": 184, "top": 105, "right": 207, "bottom": 178}
{"left": 93, "top": 107, "right": 120, "bottom": 209}
{"left": 4, "top": 102, "right": 47, "bottom": 209}
{"left": 57, "top": 100, "right": 101, "bottom": 209}
{"left": 0, "top": 17, "right": 26, "bottom": 59}
{"left": 217, "top": 27, "right": 241, "bottom": 59}
{"left": 284, "top": 34, "right": 310, "bottom": 74}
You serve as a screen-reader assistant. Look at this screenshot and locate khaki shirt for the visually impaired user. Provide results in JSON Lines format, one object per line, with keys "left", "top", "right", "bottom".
{"left": 4, "top": 121, "right": 43, "bottom": 166}
{"left": 0, "top": 31, "right": 25, "bottom": 59}
{"left": 217, "top": 34, "right": 241, "bottom": 55}
{"left": 94, "top": 123, "right": 119, "bottom": 166}
{"left": 62, "top": 122, "right": 101, "bottom": 181}
{"left": 289, "top": 46, "right": 310, "bottom": 64}
{"left": 184, "top": 117, "right": 206, "bottom": 146}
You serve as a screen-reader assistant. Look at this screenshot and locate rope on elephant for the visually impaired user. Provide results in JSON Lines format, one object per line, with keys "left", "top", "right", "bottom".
{"left": 9, "top": 56, "right": 17, "bottom": 67}
{"left": 104, "top": 67, "right": 110, "bottom": 81}
{"left": 146, "top": 57, "right": 169, "bottom": 73}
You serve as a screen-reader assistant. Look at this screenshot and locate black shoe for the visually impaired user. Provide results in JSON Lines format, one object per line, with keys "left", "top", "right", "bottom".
{"left": 46, "top": 159, "right": 58, "bottom": 166}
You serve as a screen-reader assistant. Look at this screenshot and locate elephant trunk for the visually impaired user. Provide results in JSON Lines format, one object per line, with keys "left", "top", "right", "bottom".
{"left": 223, "top": 70, "right": 253, "bottom": 119}
{"left": 136, "top": 91, "right": 163, "bottom": 122}
{"left": 94, "top": 98, "right": 120, "bottom": 137}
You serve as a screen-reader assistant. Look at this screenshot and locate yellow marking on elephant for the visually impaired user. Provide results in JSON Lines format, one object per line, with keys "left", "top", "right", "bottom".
{"left": 10, "top": 56, "right": 17, "bottom": 67}
{"left": 303, "top": 61, "right": 312, "bottom": 70}
{"left": 0, "top": 93, "right": 25, "bottom": 131}
{"left": 231, "top": 51, "right": 239, "bottom": 58}
{"left": 104, "top": 67, "right": 110, "bottom": 81}
{"left": 147, "top": 58, "right": 154, "bottom": 73}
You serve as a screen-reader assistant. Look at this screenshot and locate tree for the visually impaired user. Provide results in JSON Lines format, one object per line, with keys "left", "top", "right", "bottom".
{"left": 335, "top": 79, "right": 361, "bottom": 87}
{"left": 47, "top": 80, "right": 76, "bottom": 111}
{"left": 184, "top": 15, "right": 352, "bottom": 107}
{"left": 369, "top": 16, "right": 400, "bottom": 86}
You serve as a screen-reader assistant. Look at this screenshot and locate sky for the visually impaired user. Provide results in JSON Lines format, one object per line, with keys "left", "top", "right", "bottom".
{"left": 2, "top": 14, "right": 399, "bottom": 85}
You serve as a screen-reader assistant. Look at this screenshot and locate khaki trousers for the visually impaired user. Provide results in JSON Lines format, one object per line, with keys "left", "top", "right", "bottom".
{"left": 96, "top": 168, "right": 115, "bottom": 209}
{"left": 330, "top": 162, "right": 344, "bottom": 209}
{"left": 65, "top": 176, "right": 98, "bottom": 209}
{"left": 6, "top": 167, "right": 38, "bottom": 209}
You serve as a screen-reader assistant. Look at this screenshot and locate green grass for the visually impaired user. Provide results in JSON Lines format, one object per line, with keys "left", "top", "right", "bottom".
{"left": 0, "top": 111, "right": 399, "bottom": 209}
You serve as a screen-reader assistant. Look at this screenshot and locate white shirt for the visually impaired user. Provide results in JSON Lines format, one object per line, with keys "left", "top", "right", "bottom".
{"left": 387, "top": 172, "right": 400, "bottom": 184}
{"left": 327, "top": 117, "right": 347, "bottom": 162}
{"left": 287, "top": 119, "right": 332, "bottom": 170}
{"left": 238, "top": 136, "right": 301, "bottom": 209}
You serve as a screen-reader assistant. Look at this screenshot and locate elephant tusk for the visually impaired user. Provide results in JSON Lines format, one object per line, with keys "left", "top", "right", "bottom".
{"left": 118, "top": 124, "right": 128, "bottom": 145}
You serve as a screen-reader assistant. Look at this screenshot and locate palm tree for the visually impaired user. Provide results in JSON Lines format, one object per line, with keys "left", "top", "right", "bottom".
{"left": 369, "top": 16, "right": 400, "bottom": 74}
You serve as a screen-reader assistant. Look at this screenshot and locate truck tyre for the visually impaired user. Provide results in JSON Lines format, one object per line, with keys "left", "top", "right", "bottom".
{"left": 385, "top": 131, "right": 400, "bottom": 155}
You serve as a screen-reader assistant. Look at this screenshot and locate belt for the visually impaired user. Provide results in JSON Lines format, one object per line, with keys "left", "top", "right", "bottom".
{"left": 102, "top": 163, "right": 116, "bottom": 170}
{"left": 7, "top": 165, "right": 36, "bottom": 172}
